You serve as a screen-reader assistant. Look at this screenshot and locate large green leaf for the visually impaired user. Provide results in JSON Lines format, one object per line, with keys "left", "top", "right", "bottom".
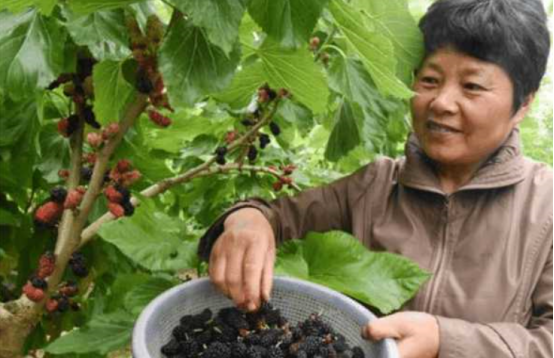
{"left": 328, "top": 57, "right": 381, "bottom": 108}
{"left": 352, "top": 0, "right": 423, "bottom": 85}
{"left": 65, "top": 9, "right": 131, "bottom": 61}
{"left": 214, "top": 61, "right": 266, "bottom": 109}
{"left": 168, "top": 0, "right": 245, "bottom": 56}
{"left": 329, "top": 0, "right": 413, "bottom": 99}
{"left": 92, "top": 60, "right": 135, "bottom": 126}
{"left": 0, "top": 96, "right": 41, "bottom": 205}
{"left": 143, "top": 110, "right": 234, "bottom": 154}
{"left": 247, "top": 0, "right": 329, "bottom": 48}
{"left": 45, "top": 310, "right": 134, "bottom": 355}
{"left": 0, "top": 9, "right": 66, "bottom": 99}
{"left": 159, "top": 17, "right": 241, "bottom": 107}
{"left": 217, "top": 38, "right": 329, "bottom": 113}
{"left": 325, "top": 100, "right": 360, "bottom": 162}
{"left": 124, "top": 276, "right": 176, "bottom": 315}
{"left": 275, "top": 231, "right": 431, "bottom": 314}
{"left": 69, "top": 0, "right": 144, "bottom": 15}
{"left": 97, "top": 198, "right": 198, "bottom": 272}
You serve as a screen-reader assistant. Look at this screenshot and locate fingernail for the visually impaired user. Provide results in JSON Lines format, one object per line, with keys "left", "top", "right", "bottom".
{"left": 247, "top": 302, "right": 256, "bottom": 312}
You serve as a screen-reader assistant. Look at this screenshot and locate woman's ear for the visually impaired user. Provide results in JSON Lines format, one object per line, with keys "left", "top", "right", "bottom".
{"left": 512, "top": 93, "right": 536, "bottom": 125}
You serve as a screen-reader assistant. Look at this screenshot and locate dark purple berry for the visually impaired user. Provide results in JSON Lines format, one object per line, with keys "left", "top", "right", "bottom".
{"left": 269, "top": 122, "right": 281, "bottom": 136}
{"left": 50, "top": 187, "right": 67, "bottom": 203}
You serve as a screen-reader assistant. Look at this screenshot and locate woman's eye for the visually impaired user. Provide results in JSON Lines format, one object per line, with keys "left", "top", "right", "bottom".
{"left": 420, "top": 76, "right": 438, "bottom": 85}
{"left": 464, "top": 82, "right": 485, "bottom": 91}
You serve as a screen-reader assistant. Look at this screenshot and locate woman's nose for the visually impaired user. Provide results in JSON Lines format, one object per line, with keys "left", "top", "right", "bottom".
{"left": 429, "top": 85, "right": 459, "bottom": 116}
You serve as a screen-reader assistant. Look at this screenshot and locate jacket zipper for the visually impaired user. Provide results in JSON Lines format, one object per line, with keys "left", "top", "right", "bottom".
{"left": 421, "top": 195, "right": 451, "bottom": 313}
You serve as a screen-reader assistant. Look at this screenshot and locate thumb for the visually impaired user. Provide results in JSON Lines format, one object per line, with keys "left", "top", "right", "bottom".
{"left": 362, "top": 316, "right": 402, "bottom": 341}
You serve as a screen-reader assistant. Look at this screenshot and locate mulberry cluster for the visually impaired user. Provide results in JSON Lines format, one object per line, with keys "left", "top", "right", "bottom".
{"left": 68, "top": 252, "right": 89, "bottom": 278}
{"left": 272, "top": 165, "right": 296, "bottom": 192}
{"left": 34, "top": 201, "right": 64, "bottom": 228}
{"left": 160, "top": 303, "right": 365, "bottom": 358}
{"left": 46, "top": 281, "right": 80, "bottom": 314}
{"left": 104, "top": 184, "right": 134, "bottom": 218}
{"left": 127, "top": 15, "right": 172, "bottom": 111}
{"left": 109, "top": 159, "right": 142, "bottom": 188}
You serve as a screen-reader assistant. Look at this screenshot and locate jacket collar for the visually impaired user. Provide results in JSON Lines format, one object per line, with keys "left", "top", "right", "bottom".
{"left": 398, "top": 129, "right": 526, "bottom": 194}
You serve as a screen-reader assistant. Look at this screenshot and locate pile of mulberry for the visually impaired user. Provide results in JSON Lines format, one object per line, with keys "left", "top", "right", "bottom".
{"left": 159, "top": 303, "right": 365, "bottom": 358}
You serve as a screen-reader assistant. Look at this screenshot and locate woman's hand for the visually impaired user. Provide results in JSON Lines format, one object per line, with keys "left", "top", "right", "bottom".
{"left": 209, "top": 208, "right": 276, "bottom": 312}
{"left": 362, "top": 311, "right": 439, "bottom": 358}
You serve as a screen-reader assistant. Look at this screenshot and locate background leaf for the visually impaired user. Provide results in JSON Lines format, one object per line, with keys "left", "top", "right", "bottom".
{"left": 159, "top": 17, "right": 241, "bottom": 107}
{"left": 247, "top": 0, "right": 329, "bottom": 48}
{"left": 97, "top": 198, "right": 198, "bottom": 272}
{"left": 92, "top": 60, "right": 135, "bottom": 126}
{"left": 275, "top": 231, "right": 431, "bottom": 314}
{"left": 168, "top": 0, "right": 245, "bottom": 56}
{"left": 0, "top": 10, "right": 66, "bottom": 99}
{"left": 65, "top": 9, "right": 131, "bottom": 61}
{"left": 329, "top": 0, "right": 413, "bottom": 99}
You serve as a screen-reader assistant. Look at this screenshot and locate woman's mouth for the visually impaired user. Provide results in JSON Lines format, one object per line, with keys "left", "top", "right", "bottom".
{"left": 426, "top": 120, "right": 461, "bottom": 134}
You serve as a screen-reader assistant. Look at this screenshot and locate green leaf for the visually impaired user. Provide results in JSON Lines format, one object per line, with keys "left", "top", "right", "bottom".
{"left": 92, "top": 60, "right": 135, "bottom": 126}
{"left": 0, "top": 0, "right": 33, "bottom": 14}
{"left": 0, "top": 96, "right": 41, "bottom": 200}
{"left": 37, "top": 123, "right": 71, "bottom": 183}
{"left": 65, "top": 9, "right": 131, "bottom": 61}
{"left": 217, "top": 38, "right": 329, "bottom": 113}
{"left": 159, "top": 17, "right": 241, "bottom": 107}
{"left": 168, "top": 0, "right": 245, "bottom": 55}
{"left": 97, "top": 198, "right": 198, "bottom": 272}
{"left": 214, "top": 61, "right": 266, "bottom": 109}
{"left": 328, "top": 57, "right": 380, "bottom": 107}
{"left": 45, "top": 310, "right": 134, "bottom": 355}
{"left": 0, "top": 9, "right": 66, "bottom": 99}
{"left": 124, "top": 276, "right": 176, "bottom": 315}
{"left": 275, "top": 231, "right": 431, "bottom": 314}
{"left": 328, "top": 0, "right": 413, "bottom": 99}
{"left": 0, "top": 207, "right": 21, "bottom": 227}
{"left": 247, "top": 0, "right": 329, "bottom": 48}
{"left": 351, "top": 0, "right": 423, "bottom": 84}
{"left": 143, "top": 110, "right": 234, "bottom": 154}
{"left": 325, "top": 100, "right": 360, "bottom": 162}
{"left": 69, "top": 0, "right": 145, "bottom": 15}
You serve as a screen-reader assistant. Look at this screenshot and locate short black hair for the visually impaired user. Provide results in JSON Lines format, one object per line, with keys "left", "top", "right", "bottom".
{"left": 419, "top": 0, "right": 550, "bottom": 112}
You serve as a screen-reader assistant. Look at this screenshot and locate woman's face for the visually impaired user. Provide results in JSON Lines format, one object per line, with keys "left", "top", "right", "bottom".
{"left": 411, "top": 48, "right": 530, "bottom": 168}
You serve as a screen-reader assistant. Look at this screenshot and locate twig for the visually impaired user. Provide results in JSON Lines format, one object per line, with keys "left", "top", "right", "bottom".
{"left": 79, "top": 99, "right": 284, "bottom": 247}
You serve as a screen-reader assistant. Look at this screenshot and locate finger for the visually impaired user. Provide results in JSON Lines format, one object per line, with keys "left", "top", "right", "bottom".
{"left": 242, "top": 241, "right": 266, "bottom": 312}
{"left": 209, "top": 243, "right": 229, "bottom": 297}
{"left": 225, "top": 243, "right": 246, "bottom": 307}
{"left": 362, "top": 316, "right": 403, "bottom": 341}
{"left": 260, "top": 249, "right": 275, "bottom": 302}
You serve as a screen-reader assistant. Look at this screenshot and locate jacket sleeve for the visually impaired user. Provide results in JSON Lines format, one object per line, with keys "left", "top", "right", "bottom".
{"left": 197, "top": 162, "right": 380, "bottom": 261}
{"left": 435, "top": 240, "right": 553, "bottom": 358}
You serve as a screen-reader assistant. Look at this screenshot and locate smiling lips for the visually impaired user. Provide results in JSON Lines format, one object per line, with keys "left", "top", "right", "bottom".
{"left": 426, "top": 120, "right": 462, "bottom": 134}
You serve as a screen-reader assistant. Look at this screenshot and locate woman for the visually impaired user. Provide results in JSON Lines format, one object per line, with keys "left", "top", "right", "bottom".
{"left": 198, "top": 0, "right": 552, "bottom": 356}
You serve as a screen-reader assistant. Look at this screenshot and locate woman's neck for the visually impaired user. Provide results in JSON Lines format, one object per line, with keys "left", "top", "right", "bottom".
{"left": 436, "top": 161, "right": 483, "bottom": 194}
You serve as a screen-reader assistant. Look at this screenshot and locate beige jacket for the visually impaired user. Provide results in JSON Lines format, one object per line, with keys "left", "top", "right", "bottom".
{"left": 198, "top": 130, "right": 553, "bottom": 357}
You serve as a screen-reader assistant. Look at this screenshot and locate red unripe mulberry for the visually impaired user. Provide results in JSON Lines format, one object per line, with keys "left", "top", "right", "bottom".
{"left": 147, "top": 110, "right": 171, "bottom": 127}
{"left": 121, "top": 170, "right": 141, "bottom": 187}
{"left": 104, "top": 186, "right": 123, "bottom": 203}
{"left": 108, "top": 202, "right": 125, "bottom": 218}
{"left": 102, "top": 123, "right": 120, "bottom": 140}
{"left": 34, "top": 201, "right": 64, "bottom": 227}
{"left": 38, "top": 252, "right": 56, "bottom": 278}
{"left": 57, "top": 118, "right": 70, "bottom": 137}
{"left": 23, "top": 282, "right": 45, "bottom": 302}
{"left": 87, "top": 132, "right": 103, "bottom": 148}
{"left": 64, "top": 188, "right": 85, "bottom": 210}
{"left": 272, "top": 181, "right": 283, "bottom": 191}
{"left": 45, "top": 298, "right": 59, "bottom": 312}
{"left": 116, "top": 159, "right": 132, "bottom": 173}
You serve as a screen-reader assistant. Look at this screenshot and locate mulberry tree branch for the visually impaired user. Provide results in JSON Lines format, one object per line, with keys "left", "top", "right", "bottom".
{"left": 79, "top": 99, "right": 286, "bottom": 247}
